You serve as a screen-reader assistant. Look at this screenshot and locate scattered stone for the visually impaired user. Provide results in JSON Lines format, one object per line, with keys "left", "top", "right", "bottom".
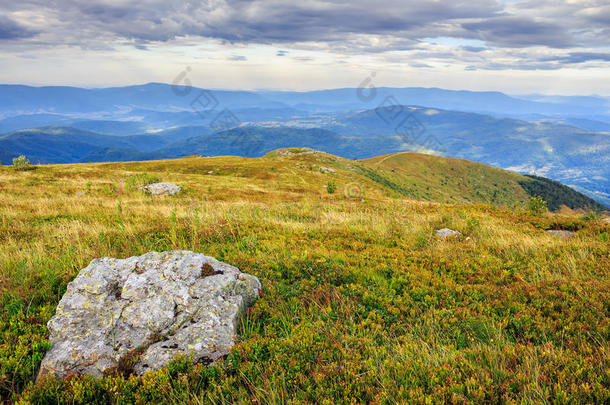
{"left": 207, "top": 171, "right": 214, "bottom": 174}
{"left": 140, "top": 182, "right": 181, "bottom": 196}
{"left": 546, "top": 230, "right": 575, "bottom": 238}
{"left": 75, "top": 190, "right": 86, "bottom": 196}
{"left": 435, "top": 228, "right": 462, "bottom": 238}
{"left": 319, "top": 166, "right": 336, "bottom": 174}
{"left": 38, "top": 250, "right": 261, "bottom": 380}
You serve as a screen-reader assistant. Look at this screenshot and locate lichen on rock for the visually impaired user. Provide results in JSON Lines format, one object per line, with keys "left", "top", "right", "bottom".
{"left": 38, "top": 251, "right": 261, "bottom": 380}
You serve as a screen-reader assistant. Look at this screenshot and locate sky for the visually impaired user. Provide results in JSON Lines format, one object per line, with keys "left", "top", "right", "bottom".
{"left": 0, "top": 0, "right": 609, "bottom": 95}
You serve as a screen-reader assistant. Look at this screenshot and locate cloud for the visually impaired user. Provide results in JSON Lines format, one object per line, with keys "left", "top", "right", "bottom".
{"left": 542, "top": 52, "right": 610, "bottom": 64}
{"left": 0, "top": 15, "right": 38, "bottom": 39}
{"left": 0, "top": 0, "right": 608, "bottom": 75}
{"left": 462, "top": 16, "right": 572, "bottom": 48}
{"left": 0, "top": 0, "right": 504, "bottom": 47}
{"left": 293, "top": 56, "right": 313, "bottom": 62}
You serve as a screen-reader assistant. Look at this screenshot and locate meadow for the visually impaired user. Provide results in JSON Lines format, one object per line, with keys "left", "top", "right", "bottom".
{"left": 0, "top": 150, "right": 608, "bottom": 403}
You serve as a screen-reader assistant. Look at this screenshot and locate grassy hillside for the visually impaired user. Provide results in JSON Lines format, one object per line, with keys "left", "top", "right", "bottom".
{"left": 2, "top": 103, "right": 610, "bottom": 207}
{"left": 362, "top": 152, "right": 607, "bottom": 211}
{"left": 0, "top": 150, "right": 609, "bottom": 403}
{"left": 362, "top": 152, "right": 530, "bottom": 206}
{"left": 519, "top": 175, "right": 608, "bottom": 212}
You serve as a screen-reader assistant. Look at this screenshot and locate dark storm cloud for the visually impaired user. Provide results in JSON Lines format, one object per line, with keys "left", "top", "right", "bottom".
{"left": 0, "top": 15, "right": 37, "bottom": 39}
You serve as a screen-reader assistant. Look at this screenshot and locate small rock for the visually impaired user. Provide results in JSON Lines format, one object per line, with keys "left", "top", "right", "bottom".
{"left": 140, "top": 182, "right": 181, "bottom": 196}
{"left": 38, "top": 251, "right": 261, "bottom": 380}
{"left": 435, "top": 228, "right": 462, "bottom": 238}
{"left": 75, "top": 191, "right": 86, "bottom": 196}
{"left": 546, "top": 230, "right": 575, "bottom": 238}
{"left": 319, "top": 166, "right": 336, "bottom": 174}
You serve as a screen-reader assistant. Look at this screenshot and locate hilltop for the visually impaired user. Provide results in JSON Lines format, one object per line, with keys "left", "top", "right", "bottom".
{"left": 2, "top": 102, "right": 610, "bottom": 207}
{"left": 362, "top": 152, "right": 607, "bottom": 211}
{"left": 0, "top": 150, "right": 609, "bottom": 403}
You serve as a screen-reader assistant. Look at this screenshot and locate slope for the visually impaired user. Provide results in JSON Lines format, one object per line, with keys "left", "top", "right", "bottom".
{"left": 362, "top": 152, "right": 607, "bottom": 211}
{"left": 1, "top": 149, "right": 608, "bottom": 403}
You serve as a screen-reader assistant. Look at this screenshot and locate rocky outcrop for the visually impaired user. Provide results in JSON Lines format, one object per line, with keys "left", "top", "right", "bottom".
{"left": 140, "top": 182, "right": 181, "bottom": 196}
{"left": 38, "top": 251, "right": 261, "bottom": 379}
{"left": 435, "top": 228, "right": 462, "bottom": 238}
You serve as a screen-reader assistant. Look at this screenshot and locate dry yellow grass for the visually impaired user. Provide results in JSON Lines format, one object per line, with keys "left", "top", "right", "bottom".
{"left": 1, "top": 150, "right": 609, "bottom": 403}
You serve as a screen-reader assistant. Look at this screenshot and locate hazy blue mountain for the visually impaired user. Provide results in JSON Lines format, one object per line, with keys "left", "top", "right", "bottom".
{"left": 0, "top": 83, "right": 287, "bottom": 117}
{"left": 0, "top": 148, "right": 18, "bottom": 164}
{"left": 1, "top": 83, "right": 609, "bottom": 204}
{"left": 155, "top": 127, "right": 358, "bottom": 158}
{"left": 0, "top": 85, "right": 109, "bottom": 113}
{"left": 0, "top": 127, "right": 170, "bottom": 163}
{"left": 2, "top": 84, "right": 609, "bottom": 132}
{"left": 79, "top": 147, "right": 168, "bottom": 163}
{"left": 260, "top": 87, "right": 610, "bottom": 120}
{"left": 540, "top": 117, "right": 610, "bottom": 132}
{"left": 0, "top": 113, "right": 72, "bottom": 132}
{"left": 324, "top": 106, "right": 610, "bottom": 205}
{"left": 0, "top": 125, "right": 217, "bottom": 164}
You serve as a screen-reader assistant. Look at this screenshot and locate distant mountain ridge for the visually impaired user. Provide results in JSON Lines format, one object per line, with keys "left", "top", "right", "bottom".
{"left": 1, "top": 102, "right": 609, "bottom": 205}
{"left": 2, "top": 83, "right": 609, "bottom": 122}
{"left": 1, "top": 83, "right": 609, "bottom": 205}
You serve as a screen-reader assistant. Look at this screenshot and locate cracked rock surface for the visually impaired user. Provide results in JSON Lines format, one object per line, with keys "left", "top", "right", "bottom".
{"left": 38, "top": 251, "right": 261, "bottom": 379}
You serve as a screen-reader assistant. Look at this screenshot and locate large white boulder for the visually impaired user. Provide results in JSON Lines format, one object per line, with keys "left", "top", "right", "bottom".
{"left": 38, "top": 251, "right": 261, "bottom": 379}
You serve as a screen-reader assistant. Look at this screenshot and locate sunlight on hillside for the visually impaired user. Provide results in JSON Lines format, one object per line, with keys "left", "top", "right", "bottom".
{"left": 1, "top": 151, "right": 608, "bottom": 403}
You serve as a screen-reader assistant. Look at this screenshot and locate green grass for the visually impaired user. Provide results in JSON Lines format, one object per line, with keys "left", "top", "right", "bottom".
{"left": 0, "top": 150, "right": 608, "bottom": 404}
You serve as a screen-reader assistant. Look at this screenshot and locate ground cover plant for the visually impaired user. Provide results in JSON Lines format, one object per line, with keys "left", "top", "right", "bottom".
{"left": 0, "top": 150, "right": 608, "bottom": 404}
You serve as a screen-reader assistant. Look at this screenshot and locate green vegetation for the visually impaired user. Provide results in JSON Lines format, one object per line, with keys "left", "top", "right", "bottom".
{"left": 0, "top": 150, "right": 608, "bottom": 403}
{"left": 519, "top": 175, "right": 607, "bottom": 212}
{"left": 528, "top": 196, "right": 548, "bottom": 216}
{"left": 353, "top": 165, "right": 414, "bottom": 197}
{"left": 326, "top": 180, "right": 337, "bottom": 194}
{"left": 12, "top": 155, "right": 34, "bottom": 171}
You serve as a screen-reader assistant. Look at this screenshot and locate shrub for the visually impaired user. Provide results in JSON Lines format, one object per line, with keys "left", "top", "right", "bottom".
{"left": 326, "top": 180, "right": 337, "bottom": 194}
{"left": 582, "top": 211, "right": 601, "bottom": 221}
{"left": 12, "top": 155, "right": 34, "bottom": 171}
{"left": 528, "top": 196, "right": 548, "bottom": 216}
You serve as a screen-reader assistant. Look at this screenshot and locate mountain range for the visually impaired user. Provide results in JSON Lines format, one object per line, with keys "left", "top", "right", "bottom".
{"left": 1, "top": 83, "right": 609, "bottom": 205}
